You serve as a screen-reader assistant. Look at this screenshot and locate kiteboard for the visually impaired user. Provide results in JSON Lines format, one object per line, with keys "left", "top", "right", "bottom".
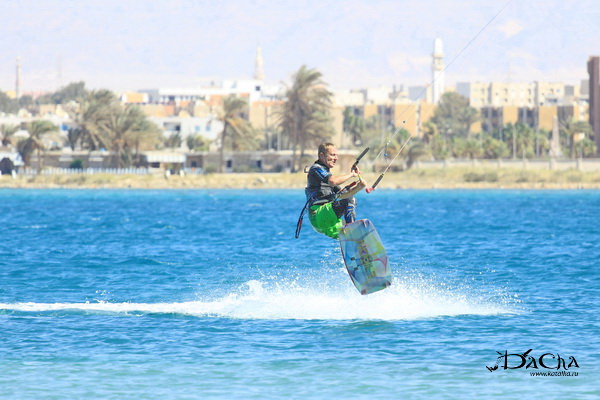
{"left": 338, "top": 219, "right": 391, "bottom": 295}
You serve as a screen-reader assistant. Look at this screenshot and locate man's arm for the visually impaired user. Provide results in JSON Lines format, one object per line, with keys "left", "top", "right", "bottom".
{"left": 327, "top": 172, "right": 358, "bottom": 187}
{"left": 338, "top": 179, "right": 367, "bottom": 199}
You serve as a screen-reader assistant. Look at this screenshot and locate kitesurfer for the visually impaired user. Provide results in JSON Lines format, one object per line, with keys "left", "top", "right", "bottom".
{"left": 305, "top": 142, "right": 366, "bottom": 239}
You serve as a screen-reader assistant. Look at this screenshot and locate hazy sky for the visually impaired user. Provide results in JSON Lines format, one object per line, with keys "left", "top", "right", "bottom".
{"left": 1, "top": 0, "right": 598, "bottom": 93}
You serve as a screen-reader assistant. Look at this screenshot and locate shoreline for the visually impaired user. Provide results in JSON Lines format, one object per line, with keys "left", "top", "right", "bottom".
{"left": 2, "top": 168, "right": 600, "bottom": 190}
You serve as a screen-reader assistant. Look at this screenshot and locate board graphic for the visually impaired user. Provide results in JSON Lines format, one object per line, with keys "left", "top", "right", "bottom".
{"left": 338, "top": 219, "right": 391, "bottom": 295}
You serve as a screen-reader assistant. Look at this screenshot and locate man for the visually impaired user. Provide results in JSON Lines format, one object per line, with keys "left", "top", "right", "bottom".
{"left": 305, "top": 142, "right": 366, "bottom": 239}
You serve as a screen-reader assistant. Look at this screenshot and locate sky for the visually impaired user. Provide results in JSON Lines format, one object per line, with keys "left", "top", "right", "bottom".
{"left": 0, "top": 0, "right": 599, "bottom": 94}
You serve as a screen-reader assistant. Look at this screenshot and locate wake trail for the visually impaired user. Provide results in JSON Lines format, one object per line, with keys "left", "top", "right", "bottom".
{"left": 0, "top": 273, "right": 517, "bottom": 320}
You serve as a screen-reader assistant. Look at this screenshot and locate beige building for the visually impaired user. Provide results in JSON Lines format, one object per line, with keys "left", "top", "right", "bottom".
{"left": 248, "top": 100, "right": 282, "bottom": 130}
{"left": 138, "top": 104, "right": 177, "bottom": 118}
{"left": 119, "top": 92, "right": 149, "bottom": 104}
{"left": 537, "top": 106, "right": 558, "bottom": 131}
{"left": 456, "top": 82, "right": 489, "bottom": 108}
{"left": 392, "top": 102, "right": 418, "bottom": 136}
{"left": 535, "top": 82, "right": 565, "bottom": 106}
{"left": 458, "top": 81, "right": 566, "bottom": 108}
{"left": 490, "top": 82, "right": 535, "bottom": 107}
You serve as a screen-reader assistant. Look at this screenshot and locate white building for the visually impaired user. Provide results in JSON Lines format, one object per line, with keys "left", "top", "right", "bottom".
{"left": 148, "top": 116, "right": 224, "bottom": 143}
{"left": 140, "top": 79, "right": 267, "bottom": 104}
{"left": 332, "top": 89, "right": 365, "bottom": 107}
{"left": 457, "top": 81, "right": 577, "bottom": 108}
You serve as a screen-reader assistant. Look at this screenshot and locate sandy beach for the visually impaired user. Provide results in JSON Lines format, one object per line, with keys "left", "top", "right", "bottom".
{"left": 2, "top": 167, "right": 600, "bottom": 190}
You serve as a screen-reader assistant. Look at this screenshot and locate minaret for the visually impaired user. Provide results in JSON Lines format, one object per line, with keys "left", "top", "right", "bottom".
{"left": 549, "top": 115, "right": 562, "bottom": 158}
{"left": 254, "top": 45, "right": 265, "bottom": 81}
{"left": 432, "top": 38, "right": 445, "bottom": 104}
{"left": 15, "top": 56, "right": 22, "bottom": 99}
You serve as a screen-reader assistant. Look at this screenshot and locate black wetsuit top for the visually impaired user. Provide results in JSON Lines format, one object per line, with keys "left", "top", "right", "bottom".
{"left": 305, "top": 160, "right": 341, "bottom": 206}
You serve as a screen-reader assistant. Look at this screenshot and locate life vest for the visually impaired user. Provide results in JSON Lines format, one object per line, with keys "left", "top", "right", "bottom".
{"left": 297, "top": 161, "right": 343, "bottom": 240}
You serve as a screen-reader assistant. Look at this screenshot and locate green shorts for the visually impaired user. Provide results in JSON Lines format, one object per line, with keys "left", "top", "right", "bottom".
{"left": 308, "top": 202, "right": 343, "bottom": 239}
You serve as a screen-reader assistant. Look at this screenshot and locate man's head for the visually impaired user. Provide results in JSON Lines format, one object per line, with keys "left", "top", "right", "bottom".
{"left": 318, "top": 142, "right": 337, "bottom": 169}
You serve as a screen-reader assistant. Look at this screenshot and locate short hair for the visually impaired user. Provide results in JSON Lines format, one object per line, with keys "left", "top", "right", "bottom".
{"left": 318, "top": 142, "right": 335, "bottom": 157}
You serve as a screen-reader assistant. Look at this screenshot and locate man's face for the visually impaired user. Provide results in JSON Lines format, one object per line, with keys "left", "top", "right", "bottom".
{"left": 320, "top": 146, "right": 338, "bottom": 169}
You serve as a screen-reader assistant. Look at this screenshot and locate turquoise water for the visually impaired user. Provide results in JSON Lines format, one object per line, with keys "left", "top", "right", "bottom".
{"left": 0, "top": 189, "right": 598, "bottom": 399}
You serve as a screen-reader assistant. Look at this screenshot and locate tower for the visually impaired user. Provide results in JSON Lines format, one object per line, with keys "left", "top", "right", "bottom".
{"left": 15, "top": 56, "right": 22, "bottom": 99}
{"left": 432, "top": 38, "right": 445, "bottom": 104}
{"left": 254, "top": 45, "right": 265, "bottom": 81}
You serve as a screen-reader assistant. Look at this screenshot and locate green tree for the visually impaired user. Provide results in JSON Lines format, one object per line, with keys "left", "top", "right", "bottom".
{"left": 67, "top": 90, "right": 160, "bottom": 167}
{"left": 164, "top": 132, "right": 182, "bottom": 149}
{"left": 37, "top": 82, "right": 86, "bottom": 105}
{"left": 69, "top": 89, "right": 119, "bottom": 151}
{"left": 186, "top": 134, "right": 210, "bottom": 151}
{"left": 482, "top": 135, "right": 509, "bottom": 159}
{"left": 574, "top": 138, "right": 597, "bottom": 157}
{"left": 406, "top": 143, "right": 430, "bottom": 168}
{"left": 429, "top": 132, "right": 450, "bottom": 160}
{"left": 103, "top": 105, "right": 161, "bottom": 168}
{"left": 66, "top": 127, "right": 82, "bottom": 150}
{"left": 352, "top": 115, "right": 381, "bottom": 151}
{"left": 504, "top": 123, "right": 537, "bottom": 159}
{"left": 17, "top": 120, "right": 60, "bottom": 171}
{"left": 127, "top": 118, "right": 162, "bottom": 166}
{"left": 560, "top": 118, "right": 593, "bottom": 158}
{"left": 0, "top": 91, "right": 19, "bottom": 114}
{"left": 216, "top": 95, "right": 256, "bottom": 173}
{"left": 453, "top": 137, "right": 483, "bottom": 159}
{"left": 1, "top": 124, "right": 19, "bottom": 146}
{"left": 18, "top": 95, "right": 34, "bottom": 109}
{"left": 421, "top": 121, "right": 438, "bottom": 144}
{"left": 343, "top": 107, "right": 366, "bottom": 146}
{"left": 277, "top": 65, "right": 334, "bottom": 171}
{"left": 432, "top": 92, "right": 480, "bottom": 138}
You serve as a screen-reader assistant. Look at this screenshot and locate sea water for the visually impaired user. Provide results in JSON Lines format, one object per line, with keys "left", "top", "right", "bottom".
{"left": 0, "top": 189, "right": 598, "bottom": 399}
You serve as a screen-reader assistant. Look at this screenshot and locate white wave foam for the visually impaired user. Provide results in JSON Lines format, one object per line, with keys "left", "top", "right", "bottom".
{"left": 0, "top": 275, "right": 514, "bottom": 320}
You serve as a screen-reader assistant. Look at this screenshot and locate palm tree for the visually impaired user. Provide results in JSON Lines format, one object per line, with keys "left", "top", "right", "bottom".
{"left": 343, "top": 107, "right": 365, "bottom": 146}
{"left": 560, "top": 118, "right": 592, "bottom": 158}
{"left": 421, "top": 121, "right": 438, "bottom": 144}
{"left": 406, "top": 143, "right": 429, "bottom": 168}
{"left": 66, "top": 127, "right": 82, "bottom": 150}
{"left": 216, "top": 95, "right": 255, "bottom": 173}
{"left": 164, "top": 132, "right": 183, "bottom": 149}
{"left": 128, "top": 120, "right": 162, "bottom": 166}
{"left": 186, "top": 134, "right": 210, "bottom": 151}
{"left": 1, "top": 124, "right": 19, "bottom": 146}
{"left": 514, "top": 123, "right": 536, "bottom": 159}
{"left": 482, "top": 134, "right": 509, "bottom": 159}
{"left": 276, "top": 65, "right": 334, "bottom": 171}
{"left": 432, "top": 92, "right": 480, "bottom": 138}
{"left": 102, "top": 105, "right": 160, "bottom": 168}
{"left": 18, "top": 120, "right": 60, "bottom": 171}
{"left": 70, "top": 89, "right": 119, "bottom": 151}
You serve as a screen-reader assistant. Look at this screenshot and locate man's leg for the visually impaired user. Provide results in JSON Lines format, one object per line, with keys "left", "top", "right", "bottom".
{"left": 332, "top": 197, "right": 356, "bottom": 224}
